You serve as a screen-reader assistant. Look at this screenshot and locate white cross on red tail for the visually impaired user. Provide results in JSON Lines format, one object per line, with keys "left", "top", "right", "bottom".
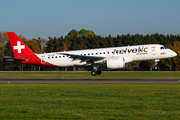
{"left": 13, "top": 41, "right": 25, "bottom": 53}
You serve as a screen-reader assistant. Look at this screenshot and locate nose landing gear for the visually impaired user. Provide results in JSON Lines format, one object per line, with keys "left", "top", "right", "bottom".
{"left": 154, "top": 59, "right": 159, "bottom": 70}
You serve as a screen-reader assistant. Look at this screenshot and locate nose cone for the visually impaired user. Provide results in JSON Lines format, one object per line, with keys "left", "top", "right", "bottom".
{"left": 171, "top": 51, "right": 177, "bottom": 57}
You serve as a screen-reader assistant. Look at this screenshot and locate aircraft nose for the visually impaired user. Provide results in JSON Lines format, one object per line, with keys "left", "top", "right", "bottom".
{"left": 171, "top": 51, "right": 177, "bottom": 57}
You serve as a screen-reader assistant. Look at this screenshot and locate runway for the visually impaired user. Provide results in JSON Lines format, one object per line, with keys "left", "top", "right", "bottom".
{"left": 0, "top": 79, "right": 180, "bottom": 84}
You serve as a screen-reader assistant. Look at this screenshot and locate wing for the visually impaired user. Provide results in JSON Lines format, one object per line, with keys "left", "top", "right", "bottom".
{"left": 57, "top": 53, "right": 106, "bottom": 64}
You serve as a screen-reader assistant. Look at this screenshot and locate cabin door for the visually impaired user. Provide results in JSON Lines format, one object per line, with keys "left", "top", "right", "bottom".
{"left": 151, "top": 47, "right": 156, "bottom": 55}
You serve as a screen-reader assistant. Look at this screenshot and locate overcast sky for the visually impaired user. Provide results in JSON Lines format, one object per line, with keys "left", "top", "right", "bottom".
{"left": 0, "top": 0, "right": 180, "bottom": 39}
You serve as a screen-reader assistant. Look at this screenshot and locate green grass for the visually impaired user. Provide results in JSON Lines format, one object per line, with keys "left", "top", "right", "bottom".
{"left": 0, "top": 84, "right": 180, "bottom": 119}
{"left": 0, "top": 71, "right": 180, "bottom": 79}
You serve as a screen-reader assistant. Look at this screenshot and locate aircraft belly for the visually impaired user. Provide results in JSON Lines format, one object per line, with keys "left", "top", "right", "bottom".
{"left": 46, "top": 58, "right": 73, "bottom": 67}
{"left": 137, "top": 56, "right": 145, "bottom": 60}
{"left": 72, "top": 60, "right": 87, "bottom": 66}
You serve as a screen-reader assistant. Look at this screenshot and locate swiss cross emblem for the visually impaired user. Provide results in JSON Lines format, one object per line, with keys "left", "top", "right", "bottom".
{"left": 13, "top": 41, "right": 25, "bottom": 53}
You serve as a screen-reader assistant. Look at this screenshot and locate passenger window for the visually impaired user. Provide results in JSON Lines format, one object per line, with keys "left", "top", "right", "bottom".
{"left": 103, "top": 52, "right": 105, "bottom": 54}
{"left": 59, "top": 56, "right": 61, "bottom": 58}
{"left": 56, "top": 56, "right": 57, "bottom": 58}
{"left": 96, "top": 53, "right": 98, "bottom": 55}
{"left": 100, "top": 52, "right": 102, "bottom": 54}
{"left": 92, "top": 53, "right": 93, "bottom": 55}
{"left": 160, "top": 47, "right": 164, "bottom": 49}
{"left": 48, "top": 57, "right": 50, "bottom": 59}
{"left": 107, "top": 52, "right": 109, "bottom": 54}
{"left": 88, "top": 53, "right": 90, "bottom": 55}
{"left": 52, "top": 57, "right": 53, "bottom": 59}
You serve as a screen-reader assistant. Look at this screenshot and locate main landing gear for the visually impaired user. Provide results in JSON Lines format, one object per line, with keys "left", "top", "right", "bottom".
{"left": 91, "top": 70, "right": 102, "bottom": 76}
{"left": 91, "top": 64, "right": 102, "bottom": 76}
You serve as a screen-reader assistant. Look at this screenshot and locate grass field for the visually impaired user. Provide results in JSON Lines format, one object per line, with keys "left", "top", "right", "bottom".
{"left": 0, "top": 84, "right": 180, "bottom": 119}
{"left": 0, "top": 71, "right": 180, "bottom": 79}
{"left": 0, "top": 72, "right": 179, "bottom": 119}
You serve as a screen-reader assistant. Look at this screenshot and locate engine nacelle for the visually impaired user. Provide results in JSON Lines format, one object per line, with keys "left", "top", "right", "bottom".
{"left": 106, "top": 57, "right": 131, "bottom": 70}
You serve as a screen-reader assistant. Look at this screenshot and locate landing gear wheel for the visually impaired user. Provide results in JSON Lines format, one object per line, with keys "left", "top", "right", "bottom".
{"left": 91, "top": 70, "right": 97, "bottom": 76}
{"left": 96, "top": 70, "right": 102, "bottom": 75}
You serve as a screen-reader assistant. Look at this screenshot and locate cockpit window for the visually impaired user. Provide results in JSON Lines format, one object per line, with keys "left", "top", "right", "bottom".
{"left": 160, "top": 46, "right": 168, "bottom": 50}
{"left": 160, "top": 47, "right": 164, "bottom": 49}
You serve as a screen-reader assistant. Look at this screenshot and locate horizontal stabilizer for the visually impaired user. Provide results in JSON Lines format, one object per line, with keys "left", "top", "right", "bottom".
{"left": 5, "top": 56, "right": 26, "bottom": 62}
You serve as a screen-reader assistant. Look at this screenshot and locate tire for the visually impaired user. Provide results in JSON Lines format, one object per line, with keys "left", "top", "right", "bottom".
{"left": 96, "top": 70, "right": 102, "bottom": 75}
{"left": 91, "top": 71, "right": 97, "bottom": 76}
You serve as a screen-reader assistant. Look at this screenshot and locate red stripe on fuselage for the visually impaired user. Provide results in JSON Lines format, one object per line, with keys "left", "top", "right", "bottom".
{"left": 161, "top": 52, "right": 166, "bottom": 55}
{"left": 14, "top": 54, "right": 59, "bottom": 67}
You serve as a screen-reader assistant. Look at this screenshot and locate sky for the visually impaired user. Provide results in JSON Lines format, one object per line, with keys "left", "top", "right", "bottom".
{"left": 0, "top": 0, "right": 180, "bottom": 40}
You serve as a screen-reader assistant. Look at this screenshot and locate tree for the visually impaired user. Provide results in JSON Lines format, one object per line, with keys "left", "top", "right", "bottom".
{"left": 1, "top": 30, "right": 180, "bottom": 71}
{"left": 28, "top": 39, "right": 41, "bottom": 54}
{"left": 106, "top": 34, "right": 114, "bottom": 47}
{"left": 67, "top": 29, "right": 79, "bottom": 38}
{"left": 127, "top": 62, "right": 140, "bottom": 71}
{"left": 3, "top": 41, "right": 17, "bottom": 70}
{"left": 37, "top": 37, "right": 46, "bottom": 53}
{"left": 0, "top": 32, "right": 8, "bottom": 57}
{"left": 61, "top": 36, "right": 72, "bottom": 51}
{"left": 79, "top": 29, "right": 95, "bottom": 37}
{"left": 46, "top": 37, "right": 55, "bottom": 52}
{"left": 170, "top": 41, "right": 180, "bottom": 70}
{"left": 149, "top": 60, "right": 155, "bottom": 71}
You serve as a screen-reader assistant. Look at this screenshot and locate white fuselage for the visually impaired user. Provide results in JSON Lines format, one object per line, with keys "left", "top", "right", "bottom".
{"left": 36, "top": 44, "right": 177, "bottom": 67}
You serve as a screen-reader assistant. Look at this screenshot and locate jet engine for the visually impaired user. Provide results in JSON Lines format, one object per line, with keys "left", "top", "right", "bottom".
{"left": 106, "top": 57, "right": 131, "bottom": 70}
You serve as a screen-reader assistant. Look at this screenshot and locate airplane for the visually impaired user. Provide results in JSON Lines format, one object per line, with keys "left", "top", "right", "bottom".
{"left": 6, "top": 32, "right": 177, "bottom": 76}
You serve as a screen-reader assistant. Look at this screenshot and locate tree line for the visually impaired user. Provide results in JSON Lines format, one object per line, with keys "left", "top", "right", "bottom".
{"left": 0, "top": 29, "right": 180, "bottom": 71}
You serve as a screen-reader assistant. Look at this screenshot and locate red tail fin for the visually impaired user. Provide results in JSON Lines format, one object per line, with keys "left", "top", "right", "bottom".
{"left": 7, "top": 32, "right": 35, "bottom": 57}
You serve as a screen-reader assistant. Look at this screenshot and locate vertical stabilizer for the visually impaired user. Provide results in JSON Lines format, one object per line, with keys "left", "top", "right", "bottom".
{"left": 7, "top": 32, "right": 35, "bottom": 57}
